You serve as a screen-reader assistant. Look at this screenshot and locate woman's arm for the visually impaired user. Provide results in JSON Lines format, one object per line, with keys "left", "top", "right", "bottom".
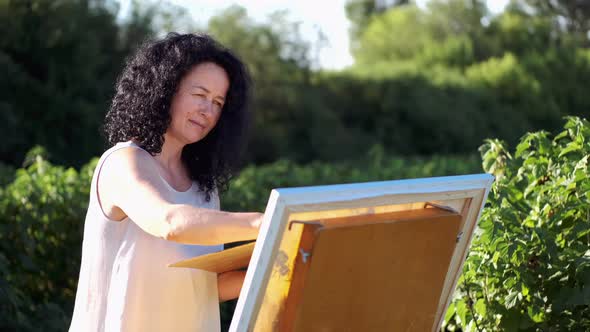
{"left": 164, "top": 207, "right": 261, "bottom": 245}
{"left": 218, "top": 270, "right": 247, "bottom": 302}
{"left": 99, "top": 147, "right": 262, "bottom": 245}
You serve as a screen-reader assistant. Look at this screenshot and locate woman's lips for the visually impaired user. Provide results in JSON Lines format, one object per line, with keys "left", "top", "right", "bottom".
{"left": 188, "top": 119, "right": 205, "bottom": 129}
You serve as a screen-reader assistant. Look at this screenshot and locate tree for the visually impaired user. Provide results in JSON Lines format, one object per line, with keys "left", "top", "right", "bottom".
{"left": 207, "top": 5, "right": 324, "bottom": 163}
{"left": 511, "top": 0, "right": 590, "bottom": 46}
{"left": 351, "top": 1, "right": 485, "bottom": 67}
{"left": 352, "top": 5, "right": 432, "bottom": 64}
{"left": 346, "top": 0, "right": 412, "bottom": 56}
{"left": 0, "top": 0, "right": 154, "bottom": 166}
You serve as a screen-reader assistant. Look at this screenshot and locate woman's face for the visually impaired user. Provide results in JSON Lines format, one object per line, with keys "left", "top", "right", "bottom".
{"left": 167, "top": 62, "right": 229, "bottom": 145}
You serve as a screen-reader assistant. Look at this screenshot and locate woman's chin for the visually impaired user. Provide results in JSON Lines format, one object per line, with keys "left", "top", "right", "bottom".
{"left": 185, "top": 134, "right": 206, "bottom": 144}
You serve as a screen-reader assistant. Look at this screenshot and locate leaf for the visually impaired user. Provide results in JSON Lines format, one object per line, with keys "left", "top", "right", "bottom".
{"left": 547, "top": 270, "right": 564, "bottom": 281}
{"left": 515, "top": 135, "right": 532, "bottom": 158}
{"left": 445, "top": 302, "right": 456, "bottom": 324}
{"left": 553, "top": 129, "right": 569, "bottom": 142}
{"left": 456, "top": 300, "right": 468, "bottom": 325}
{"left": 558, "top": 141, "right": 582, "bottom": 157}
{"left": 505, "top": 291, "right": 520, "bottom": 309}
{"left": 475, "top": 298, "right": 487, "bottom": 317}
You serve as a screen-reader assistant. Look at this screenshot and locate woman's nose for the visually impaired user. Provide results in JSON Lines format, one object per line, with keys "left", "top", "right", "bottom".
{"left": 198, "top": 99, "right": 214, "bottom": 116}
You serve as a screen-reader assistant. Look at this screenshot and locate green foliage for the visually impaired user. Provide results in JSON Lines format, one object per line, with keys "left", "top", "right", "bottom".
{"left": 0, "top": 151, "right": 97, "bottom": 331}
{"left": 353, "top": 0, "right": 487, "bottom": 67}
{"left": 345, "top": 0, "right": 410, "bottom": 52}
{"left": 206, "top": 5, "right": 319, "bottom": 164}
{"left": 221, "top": 147, "right": 481, "bottom": 212}
{"left": 444, "top": 117, "right": 590, "bottom": 331}
{"left": 465, "top": 53, "right": 546, "bottom": 127}
{"left": 484, "top": 11, "right": 555, "bottom": 57}
{"left": 315, "top": 65, "right": 534, "bottom": 157}
{"left": 338, "top": 1, "right": 590, "bottom": 159}
{"left": 0, "top": 0, "right": 153, "bottom": 166}
{"left": 3, "top": 1, "right": 590, "bottom": 167}
{"left": 465, "top": 53, "right": 539, "bottom": 96}
{"left": 512, "top": 0, "right": 590, "bottom": 47}
{"left": 354, "top": 5, "right": 431, "bottom": 64}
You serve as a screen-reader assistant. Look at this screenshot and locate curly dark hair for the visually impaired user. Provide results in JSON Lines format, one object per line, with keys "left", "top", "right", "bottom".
{"left": 103, "top": 32, "right": 252, "bottom": 201}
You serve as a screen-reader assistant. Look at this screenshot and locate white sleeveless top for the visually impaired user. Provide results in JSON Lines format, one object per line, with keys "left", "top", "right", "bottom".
{"left": 69, "top": 141, "right": 223, "bottom": 332}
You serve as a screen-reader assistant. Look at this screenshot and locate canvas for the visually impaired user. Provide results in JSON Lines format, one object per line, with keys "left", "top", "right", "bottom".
{"left": 172, "top": 173, "right": 494, "bottom": 331}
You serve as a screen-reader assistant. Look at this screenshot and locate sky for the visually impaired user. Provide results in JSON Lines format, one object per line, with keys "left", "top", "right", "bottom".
{"left": 119, "top": 0, "right": 510, "bottom": 70}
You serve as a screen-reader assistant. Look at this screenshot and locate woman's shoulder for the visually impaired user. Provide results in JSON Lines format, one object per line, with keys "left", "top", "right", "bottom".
{"left": 104, "top": 142, "right": 153, "bottom": 170}
{"left": 96, "top": 141, "right": 159, "bottom": 186}
{"left": 100, "top": 141, "right": 147, "bottom": 160}
{"left": 98, "top": 140, "right": 141, "bottom": 159}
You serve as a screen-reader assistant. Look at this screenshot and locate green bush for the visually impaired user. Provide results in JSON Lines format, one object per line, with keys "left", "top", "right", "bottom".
{"left": 444, "top": 117, "right": 590, "bottom": 331}
{"left": 221, "top": 147, "right": 481, "bottom": 212}
{"left": 0, "top": 150, "right": 97, "bottom": 331}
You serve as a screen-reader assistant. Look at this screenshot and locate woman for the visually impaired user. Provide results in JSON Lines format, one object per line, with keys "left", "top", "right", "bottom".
{"left": 69, "top": 33, "right": 263, "bottom": 331}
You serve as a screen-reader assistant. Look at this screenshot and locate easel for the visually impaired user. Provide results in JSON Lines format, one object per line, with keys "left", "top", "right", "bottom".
{"left": 171, "top": 174, "right": 494, "bottom": 331}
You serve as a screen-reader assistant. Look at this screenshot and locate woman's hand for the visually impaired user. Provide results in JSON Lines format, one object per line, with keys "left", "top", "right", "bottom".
{"left": 250, "top": 212, "right": 264, "bottom": 230}
{"left": 218, "top": 270, "right": 247, "bottom": 302}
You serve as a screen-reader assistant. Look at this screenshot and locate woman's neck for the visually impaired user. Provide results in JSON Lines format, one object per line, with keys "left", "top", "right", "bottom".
{"left": 155, "top": 133, "right": 185, "bottom": 174}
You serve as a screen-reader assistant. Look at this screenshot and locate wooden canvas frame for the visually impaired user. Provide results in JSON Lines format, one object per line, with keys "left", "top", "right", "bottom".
{"left": 229, "top": 174, "right": 494, "bottom": 332}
